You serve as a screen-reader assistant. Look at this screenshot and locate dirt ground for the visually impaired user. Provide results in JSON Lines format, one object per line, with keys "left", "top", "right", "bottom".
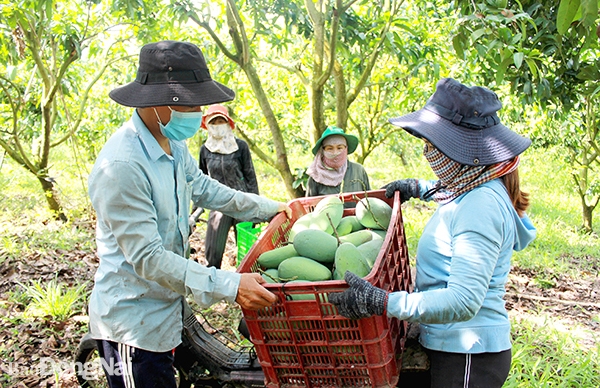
{"left": 0, "top": 226, "right": 598, "bottom": 387}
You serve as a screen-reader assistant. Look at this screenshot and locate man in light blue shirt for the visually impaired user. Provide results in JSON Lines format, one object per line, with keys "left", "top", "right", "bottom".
{"left": 88, "top": 40, "right": 291, "bottom": 388}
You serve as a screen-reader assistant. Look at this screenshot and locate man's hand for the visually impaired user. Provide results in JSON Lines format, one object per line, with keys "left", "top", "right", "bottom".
{"left": 236, "top": 273, "right": 277, "bottom": 310}
{"left": 277, "top": 202, "right": 292, "bottom": 218}
{"left": 328, "top": 271, "right": 388, "bottom": 320}
{"left": 381, "top": 179, "right": 419, "bottom": 202}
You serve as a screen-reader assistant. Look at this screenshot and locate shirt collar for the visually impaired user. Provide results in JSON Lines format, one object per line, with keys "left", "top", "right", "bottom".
{"left": 132, "top": 111, "right": 169, "bottom": 162}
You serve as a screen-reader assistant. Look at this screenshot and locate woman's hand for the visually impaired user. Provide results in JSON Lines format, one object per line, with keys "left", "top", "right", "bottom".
{"left": 329, "top": 271, "right": 388, "bottom": 319}
{"left": 381, "top": 179, "right": 419, "bottom": 202}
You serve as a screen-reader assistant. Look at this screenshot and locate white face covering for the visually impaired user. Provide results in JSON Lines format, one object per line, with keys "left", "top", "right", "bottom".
{"left": 205, "top": 122, "right": 239, "bottom": 154}
{"left": 207, "top": 123, "right": 230, "bottom": 140}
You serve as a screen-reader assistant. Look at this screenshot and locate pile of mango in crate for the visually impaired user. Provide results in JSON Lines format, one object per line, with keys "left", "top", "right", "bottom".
{"left": 257, "top": 195, "right": 392, "bottom": 294}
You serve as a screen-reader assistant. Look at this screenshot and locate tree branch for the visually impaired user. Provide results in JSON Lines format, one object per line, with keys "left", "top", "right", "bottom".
{"left": 316, "top": 0, "right": 340, "bottom": 89}
{"left": 187, "top": 12, "right": 238, "bottom": 62}
{"left": 0, "top": 78, "right": 37, "bottom": 173}
{"left": 340, "top": 0, "right": 361, "bottom": 13}
{"left": 226, "top": 0, "right": 250, "bottom": 65}
{"left": 53, "top": 52, "right": 136, "bottom": 148}
{"left": 347, "top": 1, "right": 402, "bottom": 106}
{"left": 235, "top": 125, "right": 276, "bottom": 168}
{"left": 306, "top": 0, "right": 325, "bottom": 83}
{"left": 0, "top": 81, "right": 34, "bottom": 173}
{"left": 256, "top": 57, "right": 309, "bottom": 86}
{"left": 18, "top": 13, "right": 51, "bottom": 89}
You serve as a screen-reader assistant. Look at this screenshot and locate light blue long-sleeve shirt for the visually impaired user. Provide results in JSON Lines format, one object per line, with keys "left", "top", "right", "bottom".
{"left": 387, "top": 179, "right": 536, "bottom": 353}
{"left": 87, "top": 112, "right": 281, "bottom": 352}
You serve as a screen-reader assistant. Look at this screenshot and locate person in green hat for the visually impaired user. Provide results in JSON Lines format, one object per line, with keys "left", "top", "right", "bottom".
{"left": 306, "top": 126, "right": 370, "bottom": 202}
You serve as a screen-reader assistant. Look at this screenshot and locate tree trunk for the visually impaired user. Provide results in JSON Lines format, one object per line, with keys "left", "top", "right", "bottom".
{"left": 241, "top": 63, "right": 304, "bottom": 199}
{"left": 333, "top": 61, "right": 348, "bottom": 130}
{"left": 37, "top": 175, "right": 68, "bottom": 222}
{"left": 311, "top": 89, "right": 326, "bottom": 144}
{"left": 581, "top": 202, "right": 593, "bottom": 232}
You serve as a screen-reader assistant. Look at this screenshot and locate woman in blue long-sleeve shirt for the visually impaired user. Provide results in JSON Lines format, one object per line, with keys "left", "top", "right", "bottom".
{"left": 330, "top": 78, "right": 537, "bottom": 388}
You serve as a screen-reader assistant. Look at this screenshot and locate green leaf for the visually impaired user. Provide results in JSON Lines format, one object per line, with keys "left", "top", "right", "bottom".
{"left": 471, "top": 28, "right": 487, "bottom": 42}
{"left": 580, "top": 0, "right": 598, "bottom": 27}
{"left": 556, "top": 0, "right": 581, "bottom": 34}
{"left": 514, "top": 52, "right": 524, "bottom": 69}
{"left": 6, "top": 65, "right": 17, "bottom": 80}
{"left": 496, "top": 57, "right": 513, "bottom": 84}
{"left": 525, "top": 58, "right": 539, "bottom": 79}
{"left": 588, "top": 84, "right": 600, "bottom": 99}
{"left": 523, "top": 80, "right": 532, "bottom": 95}
{"left": 500, "top": 48, "right": 513, "bottom": 62}
{"left": 498, "top": 27, "right": 512, "bottom": 43}
{"left": 576, "top": 65, "right": 600, "bottom": 81}
{"left": 452, "top": 35, "right": 465, "bottom": 59}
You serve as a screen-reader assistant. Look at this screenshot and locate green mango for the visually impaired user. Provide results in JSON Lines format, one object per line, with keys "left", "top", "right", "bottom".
{"left": 356, "top": 197, "right": 393, "bottom": 230}
{"left": 334, "top": 242, "right": 371, "bottom": 278}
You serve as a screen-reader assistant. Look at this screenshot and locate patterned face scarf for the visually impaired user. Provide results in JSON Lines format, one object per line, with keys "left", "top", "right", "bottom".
{"left": 423, "top": 142, "right": 519, "bottom": 204}
{"left": 306, "top": 136, "right": 349, "bottom": 187}
{"left": 323, "top": 135, "right": 348, "bottom": 163}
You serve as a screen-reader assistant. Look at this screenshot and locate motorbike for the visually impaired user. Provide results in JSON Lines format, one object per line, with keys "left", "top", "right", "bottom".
{"left": 75, "top": 299, "right": 267, "bottom": 388}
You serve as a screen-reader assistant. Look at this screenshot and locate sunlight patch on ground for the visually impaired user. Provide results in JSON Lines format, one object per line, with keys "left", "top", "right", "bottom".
{"left": 509, "top": 309, "right": 599, "bottom": 350}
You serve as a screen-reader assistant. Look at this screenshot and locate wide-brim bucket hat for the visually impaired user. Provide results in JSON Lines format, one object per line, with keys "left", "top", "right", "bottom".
{"left": 312, "top": 126, "right": 359, "bottom": 155}
{"left": 389, "top": 78, "right": 531, "bottom": 166}
{"left": 109, "top": 40, "right": 235, "bottom": 108}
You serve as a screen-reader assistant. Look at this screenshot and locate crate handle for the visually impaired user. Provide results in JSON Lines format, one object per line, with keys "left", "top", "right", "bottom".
{"left": 280, "top": 281, "right": 295, "bottom": 301}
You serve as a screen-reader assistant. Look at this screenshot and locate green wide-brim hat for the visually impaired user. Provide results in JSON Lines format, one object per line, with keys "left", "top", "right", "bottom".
{"left": 311, "top": 126, "right": 359, "bottom": 155}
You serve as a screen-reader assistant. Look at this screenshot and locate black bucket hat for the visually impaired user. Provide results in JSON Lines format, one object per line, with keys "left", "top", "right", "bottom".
{"left": 109, "top": 40, "right": 235, "bottom": 108}
{"left": 389, "top": 78, "right": 531, "bottom": 166}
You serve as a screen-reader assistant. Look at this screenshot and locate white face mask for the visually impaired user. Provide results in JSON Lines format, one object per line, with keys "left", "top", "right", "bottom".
{"left": 207, "top": 123, "right": 231, "bottom": 140}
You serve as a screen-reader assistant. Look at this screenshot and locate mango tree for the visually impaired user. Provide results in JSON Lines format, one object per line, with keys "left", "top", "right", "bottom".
{"left": 0, "top": 0, "right": 133, "bottom": 220}
{"left": 166, "top": 0, "right": 429, "bottom": 197}
{"left": 451, "top": 0, "right": 600, "bottom": 231}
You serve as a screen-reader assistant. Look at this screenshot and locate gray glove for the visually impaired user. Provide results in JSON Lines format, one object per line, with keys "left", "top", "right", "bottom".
{"left": 329, "top": 271, "right": 388, "bottom": 320}
{"left": 382, "top": 179, "right": 419, "bottom": 201}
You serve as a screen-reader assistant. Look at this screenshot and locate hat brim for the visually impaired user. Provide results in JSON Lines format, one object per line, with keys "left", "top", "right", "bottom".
{"left": 202, "top": 112, "right": 235, "bottom": 129}
{"left": 389, "top": 109, "right": 531, "bottom": 166}
{"left": 109, "top": 79, "right": 235, "bottom": 108}
{"left": 312, "top": 134, "right": 359, "bottom": 155}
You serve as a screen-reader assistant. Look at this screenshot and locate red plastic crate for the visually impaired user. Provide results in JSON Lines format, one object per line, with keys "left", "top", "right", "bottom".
{"left": 237, "top": 190, "right": 413, "bottom": 388}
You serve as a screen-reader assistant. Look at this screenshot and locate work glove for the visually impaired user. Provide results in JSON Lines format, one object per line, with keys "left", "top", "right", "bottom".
{"left": 329, "top": 271, "right": 388, "bottom": 320}
{"left": 382, "top": 179, "right": 419, "bottom": 202}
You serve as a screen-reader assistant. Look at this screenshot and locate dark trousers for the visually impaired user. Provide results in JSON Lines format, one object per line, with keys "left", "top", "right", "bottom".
{"left": 427, "top": 348, "right": 512, "bottom": 388}
{"left": 205, "top": 210, "right": 237, "bottom": 269}
{"left": 96, "top": 340, "right": 176, "bottom": 388}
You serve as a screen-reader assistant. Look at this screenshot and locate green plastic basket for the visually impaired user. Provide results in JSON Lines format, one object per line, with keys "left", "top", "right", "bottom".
{"left": 236, "top": 222, "right": 263, "bottom": 265}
